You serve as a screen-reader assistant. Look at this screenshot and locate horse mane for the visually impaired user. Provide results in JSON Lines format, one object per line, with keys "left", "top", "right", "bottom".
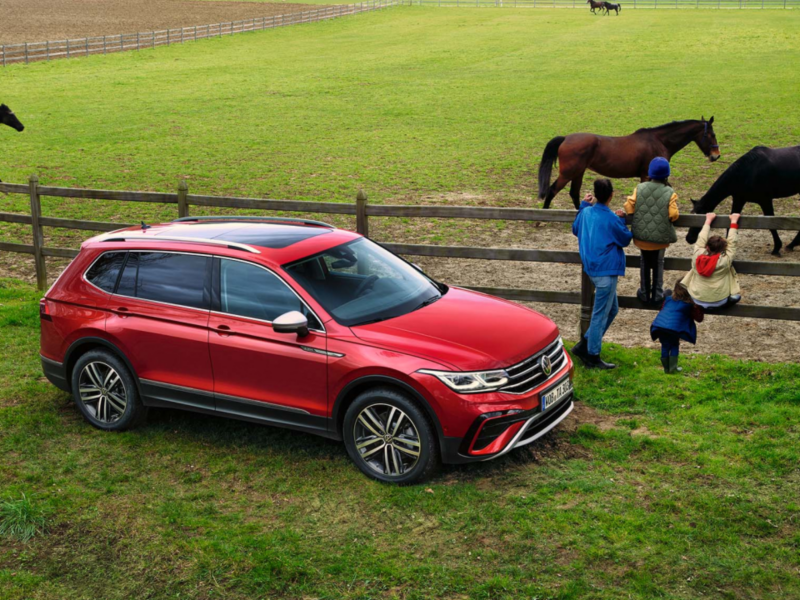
{"left": 634, "top": 119, "right": 700, "bottom": 134}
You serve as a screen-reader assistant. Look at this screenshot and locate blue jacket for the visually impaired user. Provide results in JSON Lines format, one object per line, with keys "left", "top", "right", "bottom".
{"left": 572, "top": 201, "right": 633, "bottom": 277}
{"left": 651, "top": 296, "right": 700, "bottom": 345}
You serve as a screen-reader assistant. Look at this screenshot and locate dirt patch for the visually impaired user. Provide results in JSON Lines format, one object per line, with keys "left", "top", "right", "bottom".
{"left": 0, "top": 0, "right": 339, "bottom": 44}
{"left": 372, "top": 191, "right": 800, "bottom": 364}
{"left": 566, "top": 401, "right": 619, "bottom": 432}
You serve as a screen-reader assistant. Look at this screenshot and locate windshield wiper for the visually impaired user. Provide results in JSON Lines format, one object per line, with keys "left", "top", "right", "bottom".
{"left": 411, "top": 294, "right": 442, "bottom": 312}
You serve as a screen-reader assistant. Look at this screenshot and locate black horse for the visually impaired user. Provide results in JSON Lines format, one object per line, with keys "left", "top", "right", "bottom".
{"left": 1, "top": 104, "right": 25, "bottom": 132}
{"left": 687, "top": 145, "right": 800, "bottom": 256}
{"left": 603, "top": 1, "right": 622, "bottom": 14}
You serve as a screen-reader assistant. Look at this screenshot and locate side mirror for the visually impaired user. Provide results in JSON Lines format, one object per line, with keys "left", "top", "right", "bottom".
{"left": 273, "top": 311, "right": 309, "bottom": 337}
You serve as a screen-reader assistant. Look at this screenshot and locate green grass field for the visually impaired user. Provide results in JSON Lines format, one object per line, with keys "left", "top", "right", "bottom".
{"left": 1, "top": 278, "right": 799, "bottom": 600}
{"left": 1, "top": 8, "right": 800, "bottom": 598}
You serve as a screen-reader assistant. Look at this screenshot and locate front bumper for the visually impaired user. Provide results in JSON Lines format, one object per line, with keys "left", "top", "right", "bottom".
{"left": 432, "top": 352, "right": 575, "bottom": 465}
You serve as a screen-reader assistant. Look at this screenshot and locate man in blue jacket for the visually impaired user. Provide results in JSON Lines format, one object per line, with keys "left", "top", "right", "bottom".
{"left": 571, "top": 179, "right": 633, "bottom": 369}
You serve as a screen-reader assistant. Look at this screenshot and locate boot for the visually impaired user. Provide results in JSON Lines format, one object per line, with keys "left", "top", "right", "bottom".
{"left": 586, "top": 354, "right": 617, "bottom": 370}
{"left": 571, "top": 337, "right": 588, "bottom": 361}
{"left": 652, "top": 250, "right": 666, "bottom": 305}
{"left": 668, "top": 356, "right": 682, "bottom": 374}
{"left": 637, "top": 254, "right": 650, "bottom": 303}
{"left": 660, "top": 356, "right": 670, "bottom": 373}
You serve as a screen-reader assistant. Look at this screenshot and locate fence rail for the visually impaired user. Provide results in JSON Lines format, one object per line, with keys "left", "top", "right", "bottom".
{"left": 2, "top": 177, "right": 800, "bottom": 338}
{"left": 0, "top": 0, "right": 400, "bottom": 66}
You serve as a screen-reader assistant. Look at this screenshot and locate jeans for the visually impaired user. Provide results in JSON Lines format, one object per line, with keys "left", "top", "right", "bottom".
{"left": 658, "top": 331, "right": 681, "bottom": 358}
{"left": 587, "top": 275, "right": 619, "bottom": 356}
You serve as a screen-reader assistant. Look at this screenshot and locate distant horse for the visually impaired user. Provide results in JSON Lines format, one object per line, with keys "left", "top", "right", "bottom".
{"left": 1, "top": 104, "right": 24, "bottom": 132}
{"left": 538, "top": 117, "right": 720, "bottom": 209}
{"left": 587, "top": 0, "right": 605, "bottom": 13}
{"left": 603, "top": 1, "right": 622, "bottom": 14}
{"left": 687, "top": 145, "right": 800, "bottom": 256}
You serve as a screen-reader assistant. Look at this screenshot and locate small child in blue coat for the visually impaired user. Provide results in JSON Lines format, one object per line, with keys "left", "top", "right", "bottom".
{"left": 650, "top": 278, "right": 704, "bottom": 374}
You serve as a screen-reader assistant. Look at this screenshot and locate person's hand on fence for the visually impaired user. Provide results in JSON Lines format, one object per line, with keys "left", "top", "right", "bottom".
{"left": 584, "top": 193, "right": 594, "bottom": 204}
{"left": 705, "top": 213, "right": 717, "bottom": 226}
{"left": 615, "top": 209, "right": 626, "bottom": 218}
{"left": 730, "top": 213, "right": 741, "bottom": 225}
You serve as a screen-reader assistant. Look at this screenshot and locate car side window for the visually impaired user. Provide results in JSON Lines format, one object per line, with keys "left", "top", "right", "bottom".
{"left": 85, "top": 252, "right": 126, "bottom": 293}
{"left": 135, "top": 252, "right": 210, "bottom": 310}
{"left": 219, "top": 259, "right": 322, "bottom": 330}
{"left": 116, "top": 252, "right": 138, "bottom": 297}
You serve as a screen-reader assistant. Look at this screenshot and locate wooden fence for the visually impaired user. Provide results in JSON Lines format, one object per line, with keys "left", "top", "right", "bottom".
{"left": 2, "top": 176, "right": 800, "bottom": 337}
{"left": 0, "top": 0, "right": 400, "bottom": 67}
{"left": 413, "top": 0, "right": 798, "bottom": 7}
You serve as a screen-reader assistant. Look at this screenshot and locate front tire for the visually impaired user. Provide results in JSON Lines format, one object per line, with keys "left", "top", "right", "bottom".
{"left": 343, "top": 387, "right": 440, "bottom": 485}
{"left": 70, "top": 349, "right": 146, "bottom": 431}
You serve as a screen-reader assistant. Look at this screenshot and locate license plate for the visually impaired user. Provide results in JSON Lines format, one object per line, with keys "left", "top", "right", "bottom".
{"left": 541, "top": 377, "right": 573, "bottom": 411}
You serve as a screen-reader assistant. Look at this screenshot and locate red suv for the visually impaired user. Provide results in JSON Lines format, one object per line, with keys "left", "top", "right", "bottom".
{"left": 40, "top": 217, "right": 574, "bottom": 483}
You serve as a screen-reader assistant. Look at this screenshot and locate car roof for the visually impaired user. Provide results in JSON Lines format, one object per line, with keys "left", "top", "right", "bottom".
{"left": 85, "top": 219, "right": 362, "bottom": 265}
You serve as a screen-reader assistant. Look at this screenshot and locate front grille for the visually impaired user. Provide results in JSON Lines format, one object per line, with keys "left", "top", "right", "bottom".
{"left": 499, "top": 338, "right": 567, "bottom": 395}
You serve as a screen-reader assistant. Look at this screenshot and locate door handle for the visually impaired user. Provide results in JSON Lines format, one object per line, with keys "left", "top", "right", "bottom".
{"left": 216, "top": 324, "right": 232, "bottom": 337}
{"left": 115, "top": 307, "right": 130, "bottom": 318}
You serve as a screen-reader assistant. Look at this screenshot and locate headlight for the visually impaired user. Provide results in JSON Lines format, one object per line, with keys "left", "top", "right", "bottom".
{"left": 418, "top": 368, "right": 509, "bottom": 393}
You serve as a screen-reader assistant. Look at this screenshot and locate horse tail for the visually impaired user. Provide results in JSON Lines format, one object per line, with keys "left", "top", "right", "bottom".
{"left": 538, "top": 136, "right": 565, "bottom": 199}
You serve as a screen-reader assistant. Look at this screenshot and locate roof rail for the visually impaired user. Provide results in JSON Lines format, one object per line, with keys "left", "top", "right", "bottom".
{"left": 172, "top": 216, "right": 334, "bottom": 228}
{"left": 100, "top": 234, "right": 261, "bottom": 254}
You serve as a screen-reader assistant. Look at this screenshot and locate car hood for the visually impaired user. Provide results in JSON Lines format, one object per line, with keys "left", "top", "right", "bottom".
{"left": 350, "top": 287, "right": 559, "bottom": 371}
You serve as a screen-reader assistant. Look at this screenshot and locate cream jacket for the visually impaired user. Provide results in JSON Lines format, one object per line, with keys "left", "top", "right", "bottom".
{"left": 681, "top": 223, "right": 741, "bottom": 303}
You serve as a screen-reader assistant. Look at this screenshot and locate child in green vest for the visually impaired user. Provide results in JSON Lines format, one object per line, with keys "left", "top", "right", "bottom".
{"left": 624, "top": 157, "right": 680, "bottom": 305}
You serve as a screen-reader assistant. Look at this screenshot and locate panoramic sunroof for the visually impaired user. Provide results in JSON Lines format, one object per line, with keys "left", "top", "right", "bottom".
{"left": 155, "top": 223, "right": 331, "bottom": 249}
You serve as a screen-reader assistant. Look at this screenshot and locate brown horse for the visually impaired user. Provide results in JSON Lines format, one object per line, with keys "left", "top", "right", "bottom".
{"left": 586, "top": 0, "right": 605, "bottom": 13}
{"left": 538, "top": 117, "right": 720, "bottom": 209}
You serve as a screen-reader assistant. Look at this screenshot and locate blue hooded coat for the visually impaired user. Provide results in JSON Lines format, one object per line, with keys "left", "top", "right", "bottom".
{"left": 572, "top": 201, "right": 633, "bottom": 277}
{"left": 651, "top": 296, "right": 701, "bottom": 345}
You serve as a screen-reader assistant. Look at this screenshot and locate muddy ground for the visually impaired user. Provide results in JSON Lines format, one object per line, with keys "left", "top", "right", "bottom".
{"left": 4, "top": 191, "right": 799, "bottom": 364}
{"left": 368, "top": 192, "right": 800, "bottom": 365}
{"left": 0, "top": 0, "right": 333, "bottom": 44}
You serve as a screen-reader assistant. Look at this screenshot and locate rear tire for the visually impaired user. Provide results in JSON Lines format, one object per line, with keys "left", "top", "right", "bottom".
{"left": 70, "top": 349, "right": 147, "bottom": 431}
{"left": 343, "top": 387, "right": 440, "bottom": 485}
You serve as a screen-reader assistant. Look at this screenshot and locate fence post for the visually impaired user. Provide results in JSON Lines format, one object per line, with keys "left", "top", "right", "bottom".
{"left": 356, "top": 189, "right": 369, "bottom": 237}
{"left": 25, "top": 42, "right": 29, "bottom": 64}
{"left": 29, "top": 175, "right": 47, "bottom": 291}
{"left": 578, "top": 268, "right": 594, "bottom": 340}
{"left": 177, "top": 180, "right": 189, "bottom": 219}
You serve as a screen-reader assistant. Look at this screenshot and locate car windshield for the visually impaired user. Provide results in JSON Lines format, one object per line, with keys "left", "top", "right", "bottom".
{"left": 284, "top": 238, "right": 443, "bottom": 327}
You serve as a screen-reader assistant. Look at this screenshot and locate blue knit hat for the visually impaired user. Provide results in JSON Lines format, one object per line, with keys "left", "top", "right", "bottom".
{"left": 648, "top": 157, "right": 671, "bottom": 180}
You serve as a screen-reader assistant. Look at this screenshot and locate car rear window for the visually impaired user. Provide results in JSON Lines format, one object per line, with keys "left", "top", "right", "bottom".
{"left": 85, "top": 252, "right": 126, "bottom": 293}
{"left": 113, "top": 252, "right": 210, "bottom": 310}
{"left": 135, "top": 252, "right": 210, "bottom": 310}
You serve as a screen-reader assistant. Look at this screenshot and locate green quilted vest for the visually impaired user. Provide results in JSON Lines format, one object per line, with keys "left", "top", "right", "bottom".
{"left": 631, "top": 182, "right": 677, "bottom": 245}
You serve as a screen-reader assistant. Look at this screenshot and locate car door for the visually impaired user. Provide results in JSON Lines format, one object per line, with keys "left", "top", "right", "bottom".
{"left": 105, "top": 251, "right": 215, "bottom": 410}
{"left": 208, "top": 257, "right": 328, "bottom": 431}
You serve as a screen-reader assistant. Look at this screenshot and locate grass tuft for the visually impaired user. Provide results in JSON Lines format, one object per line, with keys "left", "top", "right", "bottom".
{"left": 0, "top": 493, "right": 48, "bottom": 542}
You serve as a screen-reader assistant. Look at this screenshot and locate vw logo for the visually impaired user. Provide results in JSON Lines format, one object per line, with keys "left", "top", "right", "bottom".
{"left": 540, "top": 355, "right": 552, "bottom": 376}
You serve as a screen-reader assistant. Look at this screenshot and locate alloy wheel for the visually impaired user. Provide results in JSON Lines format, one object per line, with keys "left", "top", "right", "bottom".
{"left": 353, "top": 403, "right": 421, "bottom": 477}
{"left": 78, "top": 361, "right": 128, "bottom": 423}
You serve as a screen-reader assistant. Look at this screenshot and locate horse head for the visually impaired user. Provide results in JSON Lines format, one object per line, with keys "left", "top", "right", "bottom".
{"left": 695, "top": 116, "right": 719, "bottom": 163}
{"left": 686, "top": 198, "right": 704, "bottom": 244}
{"left": 0, "top": 104, "right": 24, "bottom": 132}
